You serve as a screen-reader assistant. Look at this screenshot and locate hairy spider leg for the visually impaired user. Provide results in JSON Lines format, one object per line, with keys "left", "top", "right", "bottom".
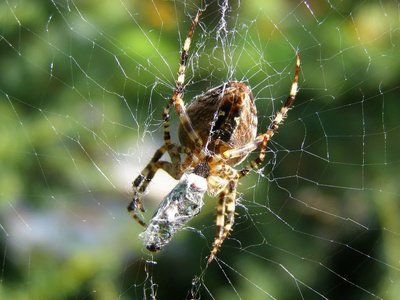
{"left": 163, "top": 10, "right": 203, "bottom": 148}
{"left": 128, "top": 10, "right": 204, "bottom": 227}
{"left": 208, "top": 177, "right": 238, "bottom": 264}
{"left": 211, "top": 186, "right": 228, "bottom": 262}
{"left": 215, "top": 188, "right": 227, "bottom": 243}
{"left": 128, "top": 144, "right": 192, "bottom": 226}
{"left": 128, "top": 144, "right": 193, "bottom": 226}
{"left": 128, "top": 145, "right": 168, "bottom": 226}
{"left": 223, "top": 53, "right": 300, "bottom": 175}
{"left": 207, "top": 54, "right": 300, "bottom": 262}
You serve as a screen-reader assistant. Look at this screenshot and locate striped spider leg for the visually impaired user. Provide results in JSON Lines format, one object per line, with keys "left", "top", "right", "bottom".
{"left": 127, "top": 8, "right": 301, "bottom": 264}
{"left": 206, "top": 54, "right": 300, "bottom": 263}
{"left": 127, "top": 10, "right": 202, "bottom": 227}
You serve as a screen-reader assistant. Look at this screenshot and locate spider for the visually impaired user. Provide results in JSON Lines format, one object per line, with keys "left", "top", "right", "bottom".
{"left": 128, "top": 10, "right": 300, "bottom": 264}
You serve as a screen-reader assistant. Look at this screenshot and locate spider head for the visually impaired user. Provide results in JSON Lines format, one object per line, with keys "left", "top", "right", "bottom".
{"left": 193, "top": 162, "right": 210, "bottom": 178}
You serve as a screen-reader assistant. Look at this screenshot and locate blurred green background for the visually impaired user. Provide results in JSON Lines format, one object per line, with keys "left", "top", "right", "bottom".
{"left": 1, "top": 0, "right": 400, "bottom": 299}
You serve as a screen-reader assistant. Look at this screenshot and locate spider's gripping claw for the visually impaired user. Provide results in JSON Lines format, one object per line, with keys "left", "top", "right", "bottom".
{"left": 127, "top": 199, "right": 146, "bottom": 227}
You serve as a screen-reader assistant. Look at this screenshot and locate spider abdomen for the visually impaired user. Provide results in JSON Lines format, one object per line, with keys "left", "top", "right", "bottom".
{"left": 178, "top": 81, "right": 258, "bottom": 166}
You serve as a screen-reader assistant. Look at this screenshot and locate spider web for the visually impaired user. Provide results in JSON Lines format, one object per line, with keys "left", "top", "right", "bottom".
{"left": 1, "top": 0, "right": 400, "bottom": 299}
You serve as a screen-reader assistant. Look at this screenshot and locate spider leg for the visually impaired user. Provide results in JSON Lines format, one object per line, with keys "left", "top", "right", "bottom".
{"left": 208, "top": 179, "right": 238, "bottom": 264}
{"left": 128, "top": 144, "right": 190, "bottom": 226}
{"left": 163, "top": 10, "right": 203, "bottom": 148}
{"left": 213, "top": 187, "right": 227, "bottom": 251}
{"left": 222, "top": 53, "right": 300, "bottom": 172}
{"left": 238, "top": 135, "right": 269, "bottom": 178}
{"left": 128, "top": 145, "right": 168, "bottom": 226}
{"left": 129, "top": 9, "right": 205, "bottom": 227}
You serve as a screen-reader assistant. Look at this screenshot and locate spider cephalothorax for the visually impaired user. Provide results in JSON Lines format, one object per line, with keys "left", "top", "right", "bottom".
{"left": 128, "top": 10, "right": 300, "bottom": 264}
